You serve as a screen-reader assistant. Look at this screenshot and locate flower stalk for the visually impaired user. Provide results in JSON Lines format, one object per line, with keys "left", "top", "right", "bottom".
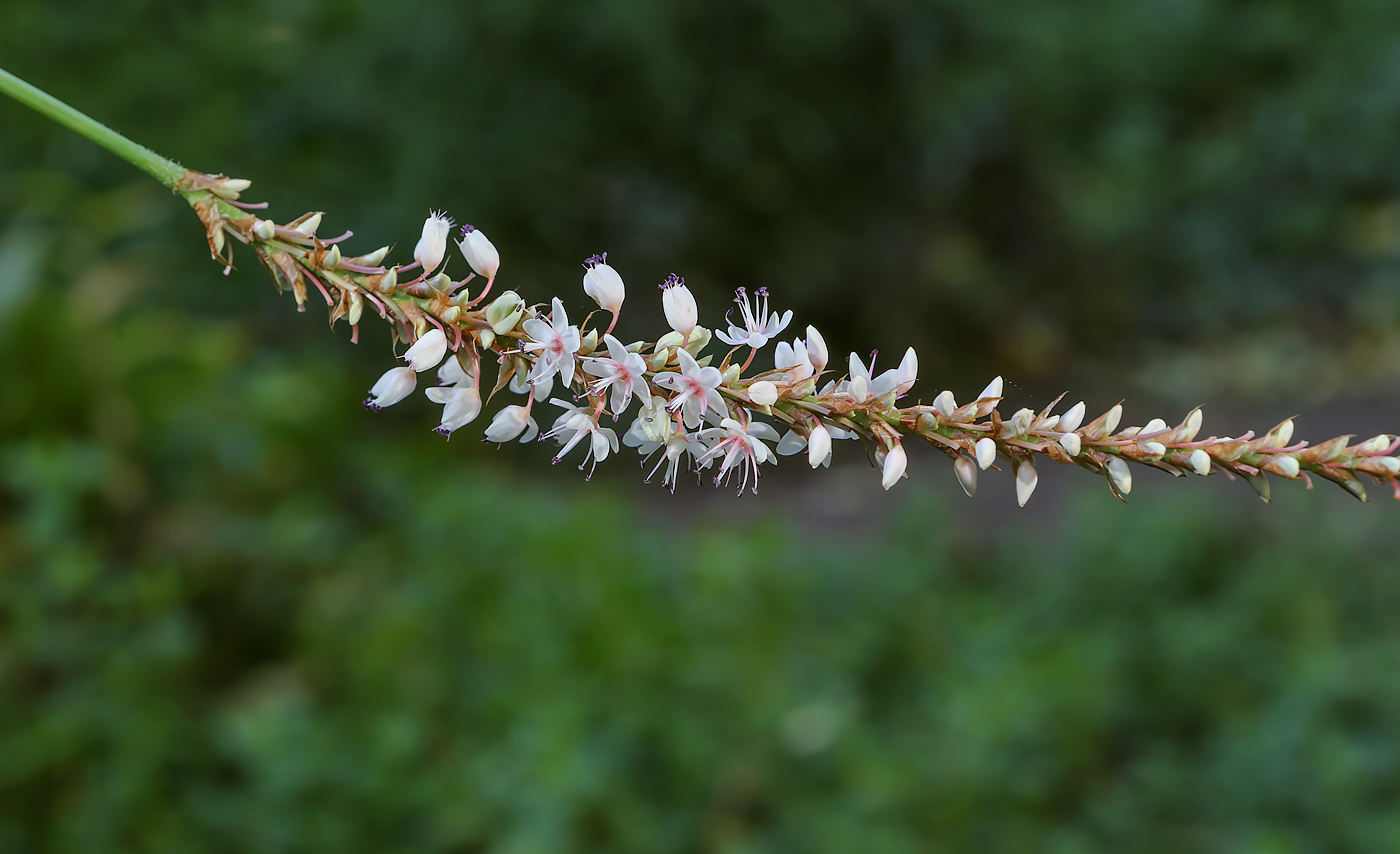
{"left": 5, "top": 66, "right": 1399, "bottom": 503}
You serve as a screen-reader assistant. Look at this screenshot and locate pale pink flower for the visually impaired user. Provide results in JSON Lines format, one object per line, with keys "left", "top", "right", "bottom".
{"left": 583, "top": 334, "right": 650, "bottom": 413}
{"left": 522, "top": 298, "right": 581, "bottom": 387}
{"left": 652, "top": 349, "right": 725, "bottom": 428}
{"left": 697, "top": 416, "right": 778, "bottom": 495}
{"left": 716, "top": 287, "right": 792, "bottom": 349}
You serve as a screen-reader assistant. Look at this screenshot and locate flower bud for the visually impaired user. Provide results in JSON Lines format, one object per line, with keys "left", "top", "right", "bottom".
{"left": 582, "top": 253, "right": 625, "bottom": 313}
{"left": 1107, "top": 456, "right": 1132, "bottom": 495}
{"left": 1177, "top": 408, "right": 1203, "bottom": 443}
{"left": 347, "top": 291, "right": 364, "bottom": 326}
{"left": 894, "top": 347, "right": 918, "bottom": 395}
{"left": 485, "top": 290, "right": 526, "bottom": 334}
{"left": 211, "top": 177, "right": 252, "bottom": 199}
{"left": 1058, "top": 402, "right": 1086, "bottom": 435}
{"left": 1059, "top": 433, "right": 1082, "bottom": 457}
{"left": 954, "top": 455, "right": 978, "bottom": 497}
{"left": 252, "top": 218, "right": 277, "bottom": 240}
{"left": 1189, "top": 449, "right": 1211, "bottom": 476}
{"left": 808, "top": 423, "right": 832, "bottom": 468}
{"left": 932, "top": 391, "right": 957, "bottom": 418}
{"left": 749, "top": 380, "right": 779, "bottom": 406}
{"left": 364, "top": 366, "right": 415, "bottom": 410}
{"left": 1014, "top": 458, "right": 1038, "bottom": 507}
{"left": 457, "top": 224, "right": 500, "bottom": 278}
{"left": 881, "top": 442, "right": 907, "bottom": 490}
{"left": 848, "top": 375, "right": 869, "bottom": 403}
{"left": 484, "top": 404, "right": 538, "bottom": 443}
{"left": 402, "top": 328, "right": 448, "bottom": 372}
{"left": 293, "top": 212, "right": 323, "bottom": 236}
{"left": 1274, "top": 455, "right": 1301, "bottom": 478}
{"left": 805, "top": 326, "right": 828, "bottom": 374}
{"left": 661, "top": 274, "right": 698, "bottom": 339}
{"left": 1101, "top": 404, "right": 1122, "bottom": 437}
{"left": 975, "top": 437, "right": 996, "bottom": 470}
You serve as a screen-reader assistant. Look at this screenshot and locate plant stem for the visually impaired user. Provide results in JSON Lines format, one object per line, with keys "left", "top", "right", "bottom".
{"left": 0, "top": 66, "right": 186, "bottom": 189}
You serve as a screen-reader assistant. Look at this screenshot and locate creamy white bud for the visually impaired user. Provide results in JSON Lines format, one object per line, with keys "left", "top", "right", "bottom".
{"left": 895, "top": 347, "right": 918, "bottom": 395}
{"left": 955, "top": 456, "right": 978, "bottom": 497}
{"left": 347, "top": 291, "right": 364, "bottom": 327}
{"left": 211, "top": 177, "right": 252, "bottom": 199}
{"left": 1142, "top": 418, "right": 1168, "bottom": 436}
{"left": 1143, "top": 441, "right": 1167, "bottom": 457}
{"left": 849, "top": 375, "right": 869, "bottom": 403}
{"left": 1272, "top": 419, "right": 1295, "bottom": 448}
{"left": 1014, "top": 459, "right": 1038, "bottom": 507}
{"left": 805, "top": 326, "right": 828, "bottom": 373}
{"left": 365, "top": 366, "right": 415, "bottom": 410}
{"left": 1189, "top": 449, "right": 1211, "bottom": 476}
{"left": 1179, "top": 408, "right": 1203, "bottom": 443}
{"left": 251, "top": 218, "right": 277, "bottom": 240}
{"left": 808, "top": 424, "right": 832, "bottom": 469}
{"left": 402, "top": 328, "right": 448, "bottom": 372}
{"left": 933, "top": 391, "right": 956, "bottom": 418}
{"left": 294, "top": 212, "right": 323, "bottom": 236}
{"left": 749, "top": 380, "right": 779, "bottom": 406}
{"left": 1375, "top": 456, "right": 1400, "bottom": 473}
{"left": 1275, "top": 455, "right": 1301, "bottom": 478}
{"left": 1107, "top": 456, "right": 1132, "bottom": 494}
{"left": 426, "top": 386, "right": 482, "bottom": 434}
{"left": 975, "top": 437, "right": 996, "bottom": 470}
{"left": 484, "top": 404, "right": 536, "bottom": 443}
{"left": 1102, "top": 404, "right": 1122, "bottom": 436}
{"left": 456, "top": 225, "right": 500, "bottom": 278}
{"left": 977, "top": 376, "right": 1003, "bottom": 401}
{"left": 1060, "top": 433, "right": 1082, "bottom": 457}
{"left": 1058, "top": 402, "right": 1086, "bottom": 435}
{"left": 1357, "top": 435, "right": 1394, "bottom": 455}
{"left": 583, "top": 261, "right": 626, "bottom": 313}
{"left": 881, "top": 443, "right": 907, "bottom": 490}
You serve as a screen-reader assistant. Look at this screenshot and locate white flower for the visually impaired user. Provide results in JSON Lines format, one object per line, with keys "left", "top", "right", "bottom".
{"left": 748, "top": 380, "right": 779, "bottom": 406}
{"left": 522, "top": 298, "right": 582, "bottom": 387}
{"left": 716, "top": 287, "right": 792, "bottom": 349}
{"left": 543, "top": 399, "right": 618, "bottom": 479}
{"left": 582, "top": 253, "right": 626, "bottom": 314}
{"left": 413, "top": 211, "right": 453, "bottom": 276}
{"left": 402, "top": 328, "right": 448, "bottom": 372}
{"left": 583, "top": 334, "right": 650, "bottom": 413}
{"left": 652, "top": 349, "right": 725, "bottom": 429}
{"left": 846, "top": 352, "right": 901, "bottom": 400}
{"left": 436, "top": 353, "right": 472, "bottom": 387}
{"left": 456, "top": 224, "right": 500, "bottom": 279}
{"left": 483, "top": 404, "right": 539, "bottom": 443}
{"left": 625, "top": 413, "right": 708, "bottom": 493}
{"left": 1107, "top": 456, "right": 1132, "bottom": 495}
{"left": 1188, "top": 449, "right": 1211, "bottom": 476}
{"left": 881, "top": 443, "right": 907, "bottom": 490}
{"left": 364, "top": 366, "right": 415, "bottom": 410}
{"left": 697, "top": 416, "right": 777, "bottom": 495}
{"left": 660, "top": 274, "right": 698, "bottom": 340}
{"left": 774, "top": 338, "right": 814, "bottom": 381}
{"left": 893, "top": 347, "right": 917, "bottom": 396}
{"left": 425, "top": 386, "right": 481, "bottom": 436}
{"left": 1058, "top": 401, "right": 1086, "bottom": 435}
{"left": 955, "top": 456, "right": 978, "bottom": 497}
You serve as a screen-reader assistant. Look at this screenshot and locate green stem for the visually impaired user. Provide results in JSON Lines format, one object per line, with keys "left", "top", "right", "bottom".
{"left": 0, "top": 66, "right": 186, "bottom": 188}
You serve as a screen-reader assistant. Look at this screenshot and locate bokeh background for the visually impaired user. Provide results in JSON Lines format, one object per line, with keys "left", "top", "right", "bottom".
{"left": 5, "top": 1, "right": 1400, "bottom": 851}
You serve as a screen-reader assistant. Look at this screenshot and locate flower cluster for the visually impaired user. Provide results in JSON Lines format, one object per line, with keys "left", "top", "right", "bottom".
{"left": 184, "top": 171, "right": 1400, "bottom": 504}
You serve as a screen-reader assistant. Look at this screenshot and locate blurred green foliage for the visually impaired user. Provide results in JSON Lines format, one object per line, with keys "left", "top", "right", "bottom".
{"left": 4, "top": 0, "right": 1400, "bottom": 851}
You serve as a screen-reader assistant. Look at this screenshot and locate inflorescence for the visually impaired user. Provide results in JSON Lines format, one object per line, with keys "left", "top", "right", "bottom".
{"left": 182, "top": 170, "right": 1400, "bottom": 503}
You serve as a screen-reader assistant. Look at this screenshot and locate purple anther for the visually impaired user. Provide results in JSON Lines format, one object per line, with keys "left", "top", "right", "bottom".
{"left": 583, "top": 252, "right": 608, "bottom": 267}
{"left": 459, "top": 224, "right": 476, "bottom": 236}
{"left": 363, "top": 399, "right": 381, "bottom": 412}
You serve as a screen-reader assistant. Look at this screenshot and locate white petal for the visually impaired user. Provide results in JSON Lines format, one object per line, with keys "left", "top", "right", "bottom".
{"left": 807, "top": 424, "right": 832, "bottom": 468}
{"left": 881, "top": 444, "right": 907, "bottom": 490}
{"left": 748, "top": 381, "right": 779, "bottom": 406}
{"left": 1014, "top": 459, "right": 1038, "bottom": 507}
{"left": 975, "top": 437, "right": 996, "bottom": 470}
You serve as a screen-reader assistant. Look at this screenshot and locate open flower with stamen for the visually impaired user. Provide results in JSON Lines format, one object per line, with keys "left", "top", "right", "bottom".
{"left": 774, "top": 336, "right": 815, "bottom": 381}
{"left": 426, "top": 386, "right": 481, "bottom": 436}
{"left": 543, "top": 399, "right": 618, "bottom": 479}
{"left": 364, "top": 366, "right": 415, "bottom": 411}
{"left": 716, "top": 287, "right": 793, "bottom": 349}
{"left": 660, "top": 274, "right": 697, "bottom": 340}
{"left": 413, "top": 211, "right": 453, "bottom": 276}
{"left": 652, "top": 349, "right": 725, "bottom": 428}
{"left": 583, "top": 334, "right": 650, "bottom": 413}
{"left": 625, "top": 413, "right": 708, "bottom": 493}
{"left": 582, "top": 253, "right": 625, "bottom": 314}
{"left": 522, "top": 297, "right": 581, "bottom": 387}
{"left": 483, "top": 404, "right": 538, "bottom": 443}
{"left": 697, "top": 416, "right": 778, "bottom": 495}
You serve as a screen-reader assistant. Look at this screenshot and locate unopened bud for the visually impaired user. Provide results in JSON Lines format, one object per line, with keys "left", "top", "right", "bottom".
{"left": 347, "top": 291, "right": 364, "bottom": 326}
{"left": 1274, "top": 455, "right": 1301, "bottom": 478}
{"left": 294, "top": 212, "right": 323, "bottom": 236}
{"left": 954, "top": 455, "right": 978, "bottom": 497}
{"left": 805, "top": 326, "right": 828, "bottom": 373}
{"left": 211, "top": 177, "right": 251, "bottom": 199}
{"left": 1142, "top": 418, "right": 1167, "bottom": 435}
{"left": 1143, "top": 441, "right": 1167, "bottom": 457}
{"left": 457, "top": 224, "right": 500, "bottom": 278}
{"left": 1376, "top": 456, "right": 1400, "bottom": 474}
{"left": 1178, "top": 408, "right": 1203, "bottom": 443}
{"left": 749, "top": 381, "right": 779, "bottom": 406}
{"left": 1102, "top": 404, "right": 1122, "bottom": 436}
{"left": 478, "top": 329, "right": 495, "bottom": 350}
{"left": 722, "top": 363, "right": 741, "bottom": 385}
{"left": 355, "top": 246, "right": 390, "bottom": 267}
{"left": 808, "top": 423, "right": 832, "bottom": 468}
{"left": 1189, "top": 449, "right": 1211, "bottom": 476}
{"left": 1014, "top": 458, "right": 1038, "bottom": 507}
{"left": 440, "top": 305, "right": 461, "bottom": 324}
{"left": 881, "top": 443, "right": 907, "bottom": 490}
{"left": 402, "top": 328, "right": 448, "bottom": 372}
{"left": 251, "top": 218, "right": 277, "bottom": 240}
{"left": 1058, "top": 401, "right": 1086, "bottom": 435}
{"left": 1107, "top": 456, "right": 1132, "bottom": 495}
{"left": 933, "top": 391, "right": 956, "bottom": 418}
{"left": 1270, "top": 419, "right": 1295, "bottom": 448}
{"left": 977, "top": 376, "right": 1003, "bottom": 401}
{"left": 485, "top": 291, "right": 525, "bottom": 334}
{"left": 1060, "top": 433, "right": 1082, "bottom": 457}
{"left": 849, "top": 375, "right": 869, "bottom": 403}
{"left": 975, "top": 437, "right": 996, "bottom": 470}
{"left": 582, "top": 254, "right": 626, "bottom": 313}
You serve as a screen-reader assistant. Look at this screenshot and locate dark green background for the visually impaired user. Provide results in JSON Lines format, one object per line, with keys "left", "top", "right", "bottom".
{"left": 4, "top": 1, "right": 1400, "bottom": 851}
